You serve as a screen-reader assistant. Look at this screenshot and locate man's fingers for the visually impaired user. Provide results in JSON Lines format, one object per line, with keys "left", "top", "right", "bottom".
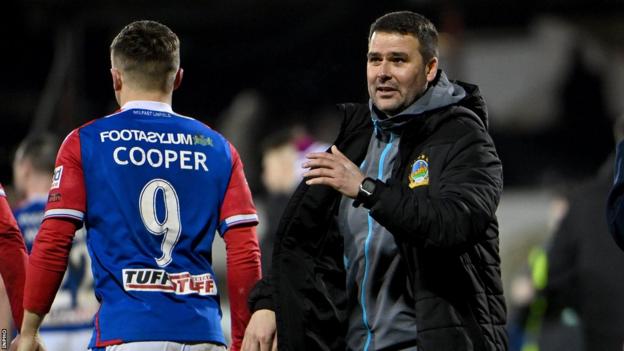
{"left": 304, "top": 167, "right": 335, "bottom": 179}
{"left": 330, "top": 145, "right": 349, "bottom": 160}
{"left": 271, "top": 334, "right": 278, "bottom": 351}
{"left": 304, "top": 152, "right": 329, "bottom": 161}
{"left": 260, "top": 336, "right": 273, "bottom": 351}
{"left": 241, "top": 335, "right": 256, "bottom": 351}
{"left": 303, "top": 157, "right": 337, "bottom": 170}
{"left": 241, "top": 334, "right": 270, "bottom": 351}
{"left": 305, "top": 176, "right": 338, "bottom": 189}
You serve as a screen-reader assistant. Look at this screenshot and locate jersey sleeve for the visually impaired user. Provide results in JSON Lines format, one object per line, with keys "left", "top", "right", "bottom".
{"left": 44, "top": 129, "right": 86, "bottom": 222}
{"left": 224, "top": 224, "right": 261, "bottom": 351}
{"left": 218, "top": 143, "right": 258, "bottom": 235}
{"left": 0, "top": 183, "right": 28, "bottom": 329}
{"left": 24, "top": 217, "right": 80, "bottom": 314}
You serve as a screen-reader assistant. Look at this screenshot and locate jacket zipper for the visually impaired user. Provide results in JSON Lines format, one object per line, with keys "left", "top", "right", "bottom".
{"left": 360, "top": 133, "right": 394, "bottom": 351}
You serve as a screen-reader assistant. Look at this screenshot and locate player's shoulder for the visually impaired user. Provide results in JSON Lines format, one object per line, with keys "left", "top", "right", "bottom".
{"left": 172, "top": 113, "right": 234, "bottom": 149}
{"left": 76, "top": 109, "right": 128, "bottom": 130}
{"left": 66, "top": 118, "right": 101, "bottom": 138}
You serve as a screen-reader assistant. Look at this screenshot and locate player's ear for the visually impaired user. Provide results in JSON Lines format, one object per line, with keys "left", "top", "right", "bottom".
{"left": 173, "top": 68, "right": 183, "bottom": 91}
{"left": 111, "top": 68, "right": 122, "bottom": 91}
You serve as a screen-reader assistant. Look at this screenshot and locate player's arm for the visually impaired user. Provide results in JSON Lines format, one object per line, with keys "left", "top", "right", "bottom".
{"left": 22, "top": 218, "right": 81, "bottom": 318}
{"left": 224, "top": 225, "right": 262, "bottom": 351}
{"left": 19, "top": 129, "right": 85, "bottom": 343}
{"left": 220, "top": 144, "right": 262, "bottom": 351}
{"left": 0, "top": 185, "right": 28, "bottom": 330}
{"left": 13, "top": 311, "right": 45, "bottom": 351}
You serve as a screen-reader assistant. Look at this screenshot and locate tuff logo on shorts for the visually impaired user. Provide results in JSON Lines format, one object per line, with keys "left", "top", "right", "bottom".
{"left": 409, "top": 155, "right": 429, "bottom": 188}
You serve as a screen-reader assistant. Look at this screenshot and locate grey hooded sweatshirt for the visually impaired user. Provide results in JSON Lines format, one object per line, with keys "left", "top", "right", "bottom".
{"left": 338, "top": 71, "right": 466, "bottom": 351}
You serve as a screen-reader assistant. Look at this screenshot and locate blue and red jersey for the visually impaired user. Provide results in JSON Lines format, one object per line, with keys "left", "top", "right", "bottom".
{"left": 25, "top": 101, "right": 260, "bottom": 349}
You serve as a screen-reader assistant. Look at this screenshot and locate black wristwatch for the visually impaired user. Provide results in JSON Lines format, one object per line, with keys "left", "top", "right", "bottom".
{"left": 354, "top": 177, "right": 376, "bottom": 207}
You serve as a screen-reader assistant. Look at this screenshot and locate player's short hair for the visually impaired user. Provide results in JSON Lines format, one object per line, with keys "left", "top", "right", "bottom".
{"left": 110, "top": 20, "right": 180, "bottom": 92}
{"left": 14, "top": 133, "right": 60, "bottom": 174}
{"left": 369, "top": 11, "right": 439, "bottom": 62}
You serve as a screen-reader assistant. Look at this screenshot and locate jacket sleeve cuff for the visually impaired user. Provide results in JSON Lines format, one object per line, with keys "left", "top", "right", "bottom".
{"left": 250, "top": 295, "right": 274, "bottom": 312}
{"left": 247, "top": 277, "right": 275, "bottom": 312}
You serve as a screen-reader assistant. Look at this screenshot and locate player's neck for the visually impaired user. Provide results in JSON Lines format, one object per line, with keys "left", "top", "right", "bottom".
{"left": 119, "top": 89, "right": 173, "bottom": 107}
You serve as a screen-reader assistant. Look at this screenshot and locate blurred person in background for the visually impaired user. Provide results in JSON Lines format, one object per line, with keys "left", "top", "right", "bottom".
{"left": 515, "top": 114, "right": 624, "bottom": 351}
{"left": 16, "top": 20, "right": 261, "bottom": 351}
{"left": 12, "top": 133, "right": 99, "bottom": 351}
{"left": 243, "top": 10, "right": 506, "bottom": 351}
{"left": 258, "top": 127, "right": 329, "bottom": 275}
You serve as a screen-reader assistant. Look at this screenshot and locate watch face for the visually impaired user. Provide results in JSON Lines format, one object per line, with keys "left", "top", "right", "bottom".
{"left": 361, "top": 179, "right": 376, "bottom": 195}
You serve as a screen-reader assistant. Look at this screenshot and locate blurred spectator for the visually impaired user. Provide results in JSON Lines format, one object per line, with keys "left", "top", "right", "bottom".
{"left": 217, "top": 90, "right": 268, "bottom": 193}
{"left": 512, "top": 116, "right": 624, "bottom": 351}
{"left": 12, "top": 133, "right": 99, "bottom": 351}
{"left": 13, "top": 133, "right": 60, "bottom": 248}
{"left": 258, "top": 127, "right": 329, "bottom": 275}
{"left": 552, "top": 44, "right": 613, "bottom": 180}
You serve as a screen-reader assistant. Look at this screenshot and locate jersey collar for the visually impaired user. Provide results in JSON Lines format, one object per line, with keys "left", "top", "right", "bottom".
{"left": 121, "top": 100, "right": 174, "bottom": 114}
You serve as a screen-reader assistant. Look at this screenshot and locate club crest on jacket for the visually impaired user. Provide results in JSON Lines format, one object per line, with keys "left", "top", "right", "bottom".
{"left": 409, "top": 155, "right": 429, "bottom": 188}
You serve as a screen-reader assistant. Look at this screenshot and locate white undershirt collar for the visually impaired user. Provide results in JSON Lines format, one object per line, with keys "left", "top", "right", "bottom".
{"left": 120, "top": 100, "right": 174, "bottom": 114}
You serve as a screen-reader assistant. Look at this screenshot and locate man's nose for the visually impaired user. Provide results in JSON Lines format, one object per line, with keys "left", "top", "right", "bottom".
{"left": 377, "top": 61, "right": 391, "bottom": 80}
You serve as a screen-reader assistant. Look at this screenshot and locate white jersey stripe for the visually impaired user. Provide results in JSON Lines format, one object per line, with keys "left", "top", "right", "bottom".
{"left": 44, "top": 209, "right": 85, "bottom": 221}
{"left": 0, "top": 188, "right": 5, "bottom": 197}
{"left": 224, "top": 214, "right": 258, "bottom": 226}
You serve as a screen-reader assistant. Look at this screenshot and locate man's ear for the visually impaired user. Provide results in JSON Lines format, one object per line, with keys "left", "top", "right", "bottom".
{"left": 173, "top": 68, "right": 184, "bottom": 91}
{"left": 111, "top": 68, "right": 122, "bottom": 91}
{"left": 425, "top": 57, "right": 438, "bottom": 83}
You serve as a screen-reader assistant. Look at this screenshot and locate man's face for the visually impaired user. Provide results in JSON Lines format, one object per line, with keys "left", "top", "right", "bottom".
{"left": 367, "top": 31, "right": 437, "bottom": 116}
{"left": 262, "top": 145, "right": 298, "bottom": 194}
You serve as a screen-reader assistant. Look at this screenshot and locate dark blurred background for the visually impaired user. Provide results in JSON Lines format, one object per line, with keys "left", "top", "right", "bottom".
{"left": 3, "top": 0, "right": 624, "bottom": 191}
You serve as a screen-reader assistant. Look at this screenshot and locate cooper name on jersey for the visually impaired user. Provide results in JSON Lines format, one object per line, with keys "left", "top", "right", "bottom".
{"left": 100, "top": 129, "right": 212, "bottom": 172}
{"left": 123, "top": 268, "right": 217, "bottom": 296}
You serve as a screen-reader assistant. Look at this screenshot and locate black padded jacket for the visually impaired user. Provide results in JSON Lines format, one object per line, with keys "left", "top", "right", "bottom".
{"left": 250, "top": 82, "right": 508, "bottom": 351}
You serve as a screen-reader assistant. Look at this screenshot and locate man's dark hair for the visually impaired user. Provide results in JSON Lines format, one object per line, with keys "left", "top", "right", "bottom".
{"left": 369, "top": 11, "right": 439, "bottom": 62}
{"left": 14, "top": 133, "right": 60, "bottom": 174}
{"left": 110, "top": 20, "right": 180, "bottom": 92}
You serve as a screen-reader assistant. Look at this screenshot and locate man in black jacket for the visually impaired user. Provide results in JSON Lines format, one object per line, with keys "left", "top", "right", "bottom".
{"left": 544, "top": 154, "right": 624, "bottom": 350}
{"left": 242, "top": 11, "right": 507, "bottom": 351}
